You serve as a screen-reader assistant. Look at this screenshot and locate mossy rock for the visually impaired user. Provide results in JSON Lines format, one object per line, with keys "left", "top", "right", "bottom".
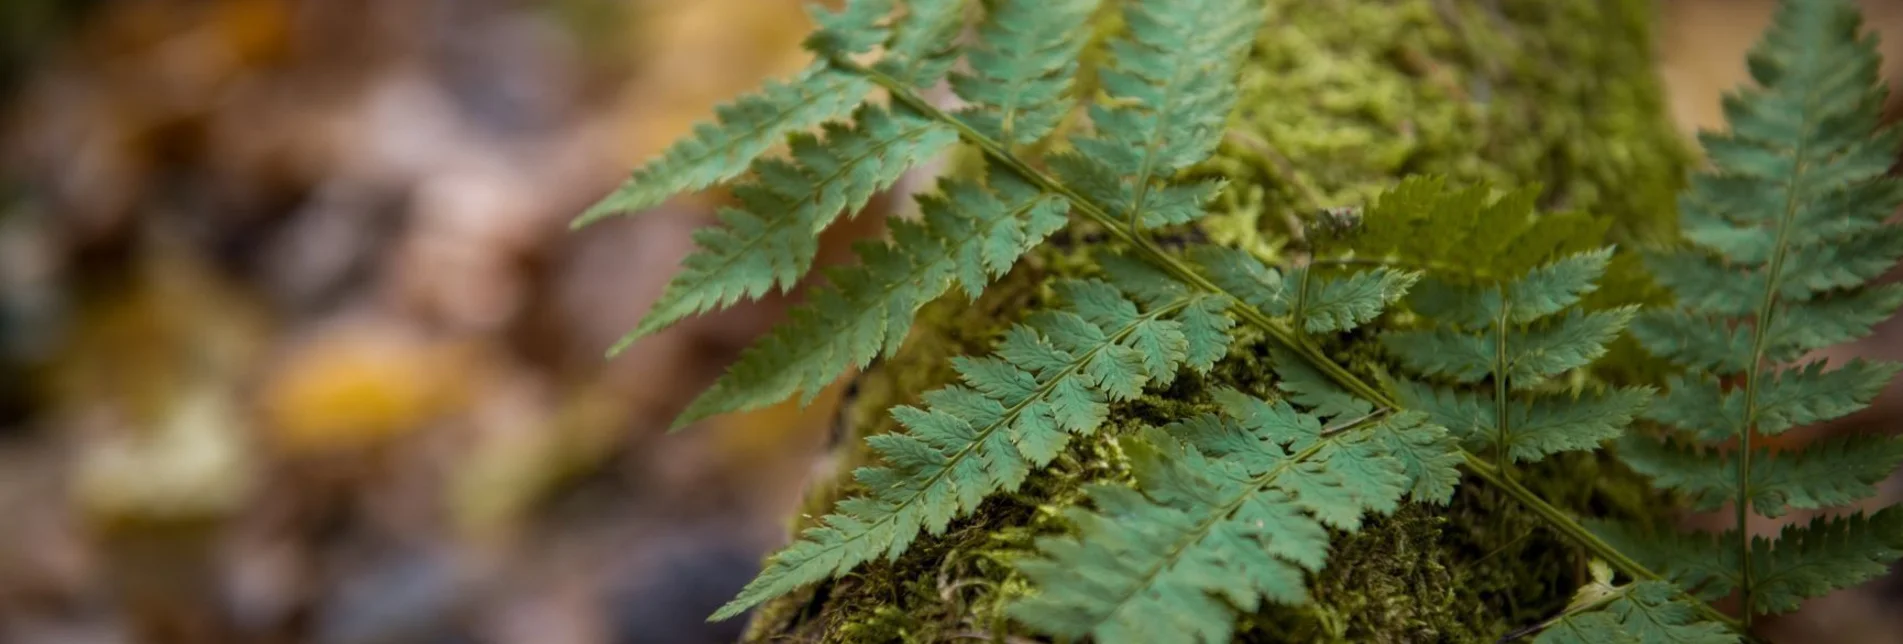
{"left": 740, "top": 0, "right": 1692, "bottom": 641}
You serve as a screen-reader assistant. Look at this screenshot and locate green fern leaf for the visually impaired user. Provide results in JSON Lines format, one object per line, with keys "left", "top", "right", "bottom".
{"left": 1054, "top": 0, "right": 1261, "bottom": 228}
{"left": 1642, "top": 360, "right": 1899, "bottom": 442}
{"left": 1345, "top": 177, "right": 1607, "bottom": 281}
{"left": 1190, "top": 245, "right": 1415, "bottom": 334}
{"left": 1749, "top": 510, "right": 1903, "bottom": 614}
{"left": 1396, "top": 380, "right": 1650, "bottom": 465}
{"left": 613, "top": 104, "right": 958, "bottom": 349}
{"left": 1620, "top": 0, "right": 1903, "bottom": 619}
{"left": 801, "top": 0, "right": 901, "bottom": 55}
{"left": 1384, "top": 244, "right": 1647, "bottom": 467}
{"left": 1288, "top": 267, "right": 1419, "bottom": 334}
{"left": 574, "top": 67, "right": 875, "bottom": 226}
{"left": 1601, "top": 510, "right": 1903, "bottom": 615}
{"left": 712, "top": 278, "right": 1232, "bottom": 619}
{"left": 1617, "top": 434, "right": 1903, "bottom": 518}
{"left": 574, "top": 0, "right": 903, "bottom": 225}
{"left": 950, "top": 0, "right": 1099, "bottom": 146}
{"left": 1383, "top": 306, "right": 1636, "bottom": 388}
{"left": 676, "top": 171, "right": 1067, "bottom": 425}
{"left": 870, "top": 0, "right": 966, "bottom": 86}
{"left": 1007, "top": 389, "right": 1458, "bottom": 644}
{"left": 1267, "top": 346, "right": 1374, "bottom": 421}
{"left": 1532, "top": 562, "right": 1736, "bottom": 644}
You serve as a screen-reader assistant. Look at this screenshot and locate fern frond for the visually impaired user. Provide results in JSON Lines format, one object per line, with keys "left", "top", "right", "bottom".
{"left": 612, "top": 104, "right": 959, "bottom": 350}
{"left": 871, "top": 0, "right": 966, "bottom": 86}
{"left": 1190, "top": 245, "right": 1416, "bottom": 334}
{"left": 1597, "top": 510, "right": 1903, "bottom": 615}
{"left": 1617, "top": 433, "right": 1903, "bottom": 518}
{"left": 1397, "top": 380, "right": 1650, "bottom": 465}
{"left": 1383, "top": 240, "right": 1645, "bottom": 466}
{"left": 1642, "top": 360, "right": 1900, "bottom": 442}
{"left": 712, "top": 277, "right": 1232, "bottom": 619}
{"left": 1384, "top": 306, "right": 1635, "bottom": 387}
{"left": 1266, "top": 346, "right": 1375, "bottom": 422}
{"left": 1344, "top": 177, "right": 1607, "bottom": 281}
{"left": 950, "top": 0, "right": 1099, "bottom": 146}
{"left": 676, "top": 170, "right": 1068, "bottom": 424}
{"left": 1620, "top": 0, "right": 1903, "bottom": 619}
{"left": 1531, "top": 562, "right": 1736, "bottom": 644}
{"left": 802, "top": 0, "right": 903, "bottom": 56}
{"left": 1749, "top": 510, "right": 1903, "bottom": 614}
{"left": 1006, "top": 390, "right": 1458, "bottom": 644}
{"left": 574, "top": 0, "right": 900, "bottom": 225}
{"left": 1054, "top": 0, "right": 1261, "bottom": 228}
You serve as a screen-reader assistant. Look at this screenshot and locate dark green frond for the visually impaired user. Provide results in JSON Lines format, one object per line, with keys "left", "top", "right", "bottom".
{"left": 1268, "top": 347, "right": 1375, "bottom": 422}
{"left": 1619, "top": 0, "right": 1903, "bottom": 621}
{"left": 1056, "top": 0, "right": 1262, "bottom": 228}
{"left": 951, "top": 0, "right": 1099, "bottom": 146}
{"left": 1288, "top": 267, "right": 1417, "bottom": 334}
{"left": 574, "top": 66, "right": 873, "bottom": 225}
{"left": 1397, "top": 380, "right": 1649, "bottom": 464}
{"left": 870, "top": 0, "right": 966, "bottom": 86}
{"left": 1642, "top": 360, "right": 1900, "bottom": 442}
{"left": 1382, "top": 307, "right": 1635, "bottom": 388}
{"left": 1618, "top": 434, "right": 1903, "bottom": 517}
{"left": 1589, "top": 521, "right": 1737, "bottom": 603}
{"left": 678, "top": 170, "right": 1068, "bottom": 425}
{"left": 1345, "top": 176, "right": 1607, "bottom": 281}
{"left": 614, "top": 105, "right": 957, "bottom": 348}
{"left": 575, "top": 0, "right": 904, "bottom": 225}
{"left": 712, "top": 277, "right": 1232, "bottom": 619}
{"left": 1749, "top": 509, "right": 1903, "bottom": 614}
{"left": 802, "top": 0, "right": 901, "bottom": 55}
{"left": 1006, "top": 390, "right": 1458, "bottom": 644}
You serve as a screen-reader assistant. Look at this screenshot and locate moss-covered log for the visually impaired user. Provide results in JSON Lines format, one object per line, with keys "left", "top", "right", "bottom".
{"left": 741, "top": 0, "right": 1692, "bottom": 641}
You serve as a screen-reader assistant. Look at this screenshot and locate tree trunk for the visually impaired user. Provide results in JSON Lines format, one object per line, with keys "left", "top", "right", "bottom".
{"left": 742, "top": 0, "right": 1692, "bottom": 641}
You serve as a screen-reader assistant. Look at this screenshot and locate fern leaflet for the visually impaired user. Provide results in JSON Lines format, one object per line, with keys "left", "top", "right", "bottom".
{"left": 1529, "top": 561, "right": 1736, "bottom": 644}
{"left": 1384, "top": 247, "right": 1650, "bottom": 465}
{"left": 1052, "top": 0, "right": 1260, "bottom": 229}
{"left": 572, "top": 0, "right": 897, "bottom": 225}
{"left": 710, "top": 277, "right": 1233, "bottom": 619}
{"left": 949, "top": 0, "right": 1099, "bottom": 146}
{"left": 677, "top": 169, "right": 1068, "bottom": 425}
{"left": 1007, "top": 391, "right": 1458, "bottom": 644}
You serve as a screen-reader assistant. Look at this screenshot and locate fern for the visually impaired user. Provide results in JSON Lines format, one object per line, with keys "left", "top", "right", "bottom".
{"left": 948, "top": 0, "right": 1098, "bottom": 146}
{"left": 677, "top": 170, "right": 1068, "bottom": 424}
{"left": 710, "top": 276, "right": 1234, "bottom": 619}
{"left": 1342, "top": 177, "right": 1610, "bottom": 282}
{"left": 573, "top": 1, "right": 895, "bottom": 225}
{"left": 598, "top": 0, "right": 975, "bottom": 352}
{"left": 1007, "top": 391, "right": 1458, "bottom": 644}
{"left": 1051, "top": 0, "right": 1259, "bottom": 230}
{"left": 1528, "top": 561, "right": 1736, "bottom": 644}
{"left": 1612, "top": 0, "right": 1903, "bottom": 623}
{"left": 1383, "top": 246, "right": 1650, "bottom": 465}
{"left": 572, "top": 0, "right": 1835, "bottom": 638}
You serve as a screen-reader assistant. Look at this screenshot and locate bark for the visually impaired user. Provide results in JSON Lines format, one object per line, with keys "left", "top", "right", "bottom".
{"left": 742, "top": 0, "right": 1692, "bottom": 641}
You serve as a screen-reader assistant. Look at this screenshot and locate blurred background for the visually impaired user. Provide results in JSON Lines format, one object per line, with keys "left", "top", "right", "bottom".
{"left": 0, "top": 1, "right": 1901, "bottom": 643}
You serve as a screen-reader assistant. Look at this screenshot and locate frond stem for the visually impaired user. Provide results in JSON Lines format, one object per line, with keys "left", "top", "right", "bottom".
{"left": 1494, "top": 300, "right": 1512, "bottom": 475}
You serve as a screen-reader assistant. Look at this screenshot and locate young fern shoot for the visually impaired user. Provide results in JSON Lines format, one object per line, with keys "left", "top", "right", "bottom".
{"left": 1604, "top": 0, "right": 1903, "bottom": 627}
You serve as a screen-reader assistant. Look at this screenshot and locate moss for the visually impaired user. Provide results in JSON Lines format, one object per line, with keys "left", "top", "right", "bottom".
{"left": 1200, "top": 0, "right": 1691, "bottom": 258}
{"left": 742, "top": 0, "right": 1695, "bottom": 641}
